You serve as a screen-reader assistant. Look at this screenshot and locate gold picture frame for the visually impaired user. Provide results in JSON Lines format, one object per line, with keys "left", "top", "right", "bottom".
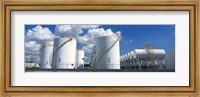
{"left": 0, "top": 0, "right": 199, "bottom": 97}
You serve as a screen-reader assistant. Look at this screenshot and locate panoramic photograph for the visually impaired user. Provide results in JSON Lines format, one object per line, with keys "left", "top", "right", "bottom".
{"left": 25, "top": 25, "right": 175, "bottom": 72}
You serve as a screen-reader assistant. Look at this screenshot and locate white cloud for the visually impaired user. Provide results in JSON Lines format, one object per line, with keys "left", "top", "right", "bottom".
{"left": 25, "top": 25, "right": 55, "bottom": 43}
{"left": 24, "top": 25, "right": 122, "bottom": 63}
{"left": 78, "top": 28, "right": 121, "bottom": 44}
{"left": 78, "top": 34, "right": 95, "bottom": 44}
{"left": 87, "top": 28, "right": 114, "bottom": 37}
{"left": 25, "top": 41, "right": 41, "bottom": 51}
{"left": 55, "top": 25, "right": 82, "bottom": 37}
{"left": 81, "top": 44, "right": 94, "bottom": 53}
{"left": 80, "top": 25, "right": 100, "bottom": 29}
{"left": 25, "top": 41, "right": 42, "bottom": 63}
{"left": 25, "top": 54, "right": 40, "bottom": 63}
{"left": 25, "top": 25, "right": 56, "bottom": 63}
{"left": 54, "top": 25, "right": 99, "bottom": 38}
{"left": 79, "top": 28, "right": 121, "bottom": 53}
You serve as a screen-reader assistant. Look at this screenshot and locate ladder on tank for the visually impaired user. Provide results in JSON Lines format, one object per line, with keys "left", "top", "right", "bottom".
{"left": 39, "top": 45, "right": 46, "bottom": 52}
{"left": 93, "top": 34, "right": 121, "bottom": 68}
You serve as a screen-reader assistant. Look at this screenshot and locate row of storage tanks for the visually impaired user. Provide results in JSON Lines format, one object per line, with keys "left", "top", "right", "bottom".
{"left": 120, "top": 49, "right": 166, "bottom": 68}
{"left": 40, "top": 33, "right": 121, "bottom": 70}
{"left": 121, "top": 49, "right": 166, "bottom": 61}
{"left": 39, "top": 33, "right": 166, "bottom": 70}
{"left": 39, "top": 37, "right": 84, "bottom": 69}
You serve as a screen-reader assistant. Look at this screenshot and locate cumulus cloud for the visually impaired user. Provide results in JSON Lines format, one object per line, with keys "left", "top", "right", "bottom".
{"left": 54, "top": 24, "right": 102, "bottom": 54}
{"left": 24, "top": 24, "right": 121, "bottom": 63}
{"left": 25, "top": 54, "right": 40, "bottom": 63}
{"left": 78, "top": 28, "right": 120, "bottom": 44}
{"left": 25, "top": 25, "right": 55, "bottom": 43}
{"left": 79, "top": 28, "right": 121, "bottom": 53}
{"left": 88, "top": 28, "right": 115, "bottom": 37}
{"left": 25, "top": 25, "right": 55, "bottom": 63}
{"left": 54, "top": 25, "right": 99, "bottom": 38}
{"left": 25, "top": 41, "right": 41, "bottom": 51}
{"left": 80, "top": 25, "right": 100, "bottom": 29}
{"left": 55, "top": 25, "right": 82, "bottom": 37}
{"left": 25, "top": 41, "right": 41, "bottom": 63}
{"left": 81, "top": 44, "right": 95, "bottom": 53}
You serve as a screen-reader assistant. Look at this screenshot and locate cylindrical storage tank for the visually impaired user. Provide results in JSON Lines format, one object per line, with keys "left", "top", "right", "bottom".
{"left": 75, "top": 50, "right": 85, "bottom": 69}
{"left": 133, "top": 49, "right": 149, "bottom": 59}
{"left": 130, "top": 51, "right": 134, "bottom": 60}
{"left": 149, "top": 49, "right": 166, "bottom": 59}
{"left": 40, "top": 43, "right": 53, "bottom": 69}
{"left": 127, "top": 52, "right": 131, "bottom": 60}
{"left": 95, "top": 34, "right": 120, "bottom": 69}
{"left": 122, "top": 55, "right": 125, "bottom": 63}
{"left": 133, "top": 49, "right": 166, "bottom": 59}
{"left": 121, "top": 56, "right": 123, "bottom": 62}
{"left": 51, "top": 37, "right": 76, "bottom": 69}
{"left": 124, "top": 54, "right": 128, "bottom": 61}
{"left": 123, "top": 55, "right": 125, "bottom": 62}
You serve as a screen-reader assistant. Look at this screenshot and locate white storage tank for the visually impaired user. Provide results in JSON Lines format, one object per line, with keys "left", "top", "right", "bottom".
{"left": 129, "top": 51, "right": 134, "bottom": 60}
{"left": 51, "top": 37, "right": 76, "bottom": 69}
{"left": 122, "top": 55, "right": 125, "bottom": 62}
{"left": 124, "top": 54, "right": 128, "bottom": 61}
{"left": 133, "top": 49, "right": 166, "bottom": 59}
{"left": 40, "top": 43, "right": 53, "bottom": 69}
{"left": 127, "top": 52, "right": 131, "bottom": 60}
{"left": 120, "top": 55, "right": 123, "bottom": 62}
{"left": 75, "top": 50, "right": 85, "bottom": 69}
{"left": 121, "top": 55, "right": 125, "bottom": 64}
{"left": 95, "top": 34, "right": 120, "bottom": 69}
{"left": 149, "top": 49, "right": 166, "bottom": 59}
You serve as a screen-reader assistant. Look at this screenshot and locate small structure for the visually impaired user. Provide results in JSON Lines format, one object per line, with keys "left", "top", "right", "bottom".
{"left": 75, "top": 50, "right": 85, "bottom": 69}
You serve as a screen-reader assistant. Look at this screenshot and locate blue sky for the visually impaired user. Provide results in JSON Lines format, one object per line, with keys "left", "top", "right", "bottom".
{"left": 25, "top": 25, "right": 175, "bottom": 62}
{"left": 99, "top": 25, "right": 175, "bottom": 55}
